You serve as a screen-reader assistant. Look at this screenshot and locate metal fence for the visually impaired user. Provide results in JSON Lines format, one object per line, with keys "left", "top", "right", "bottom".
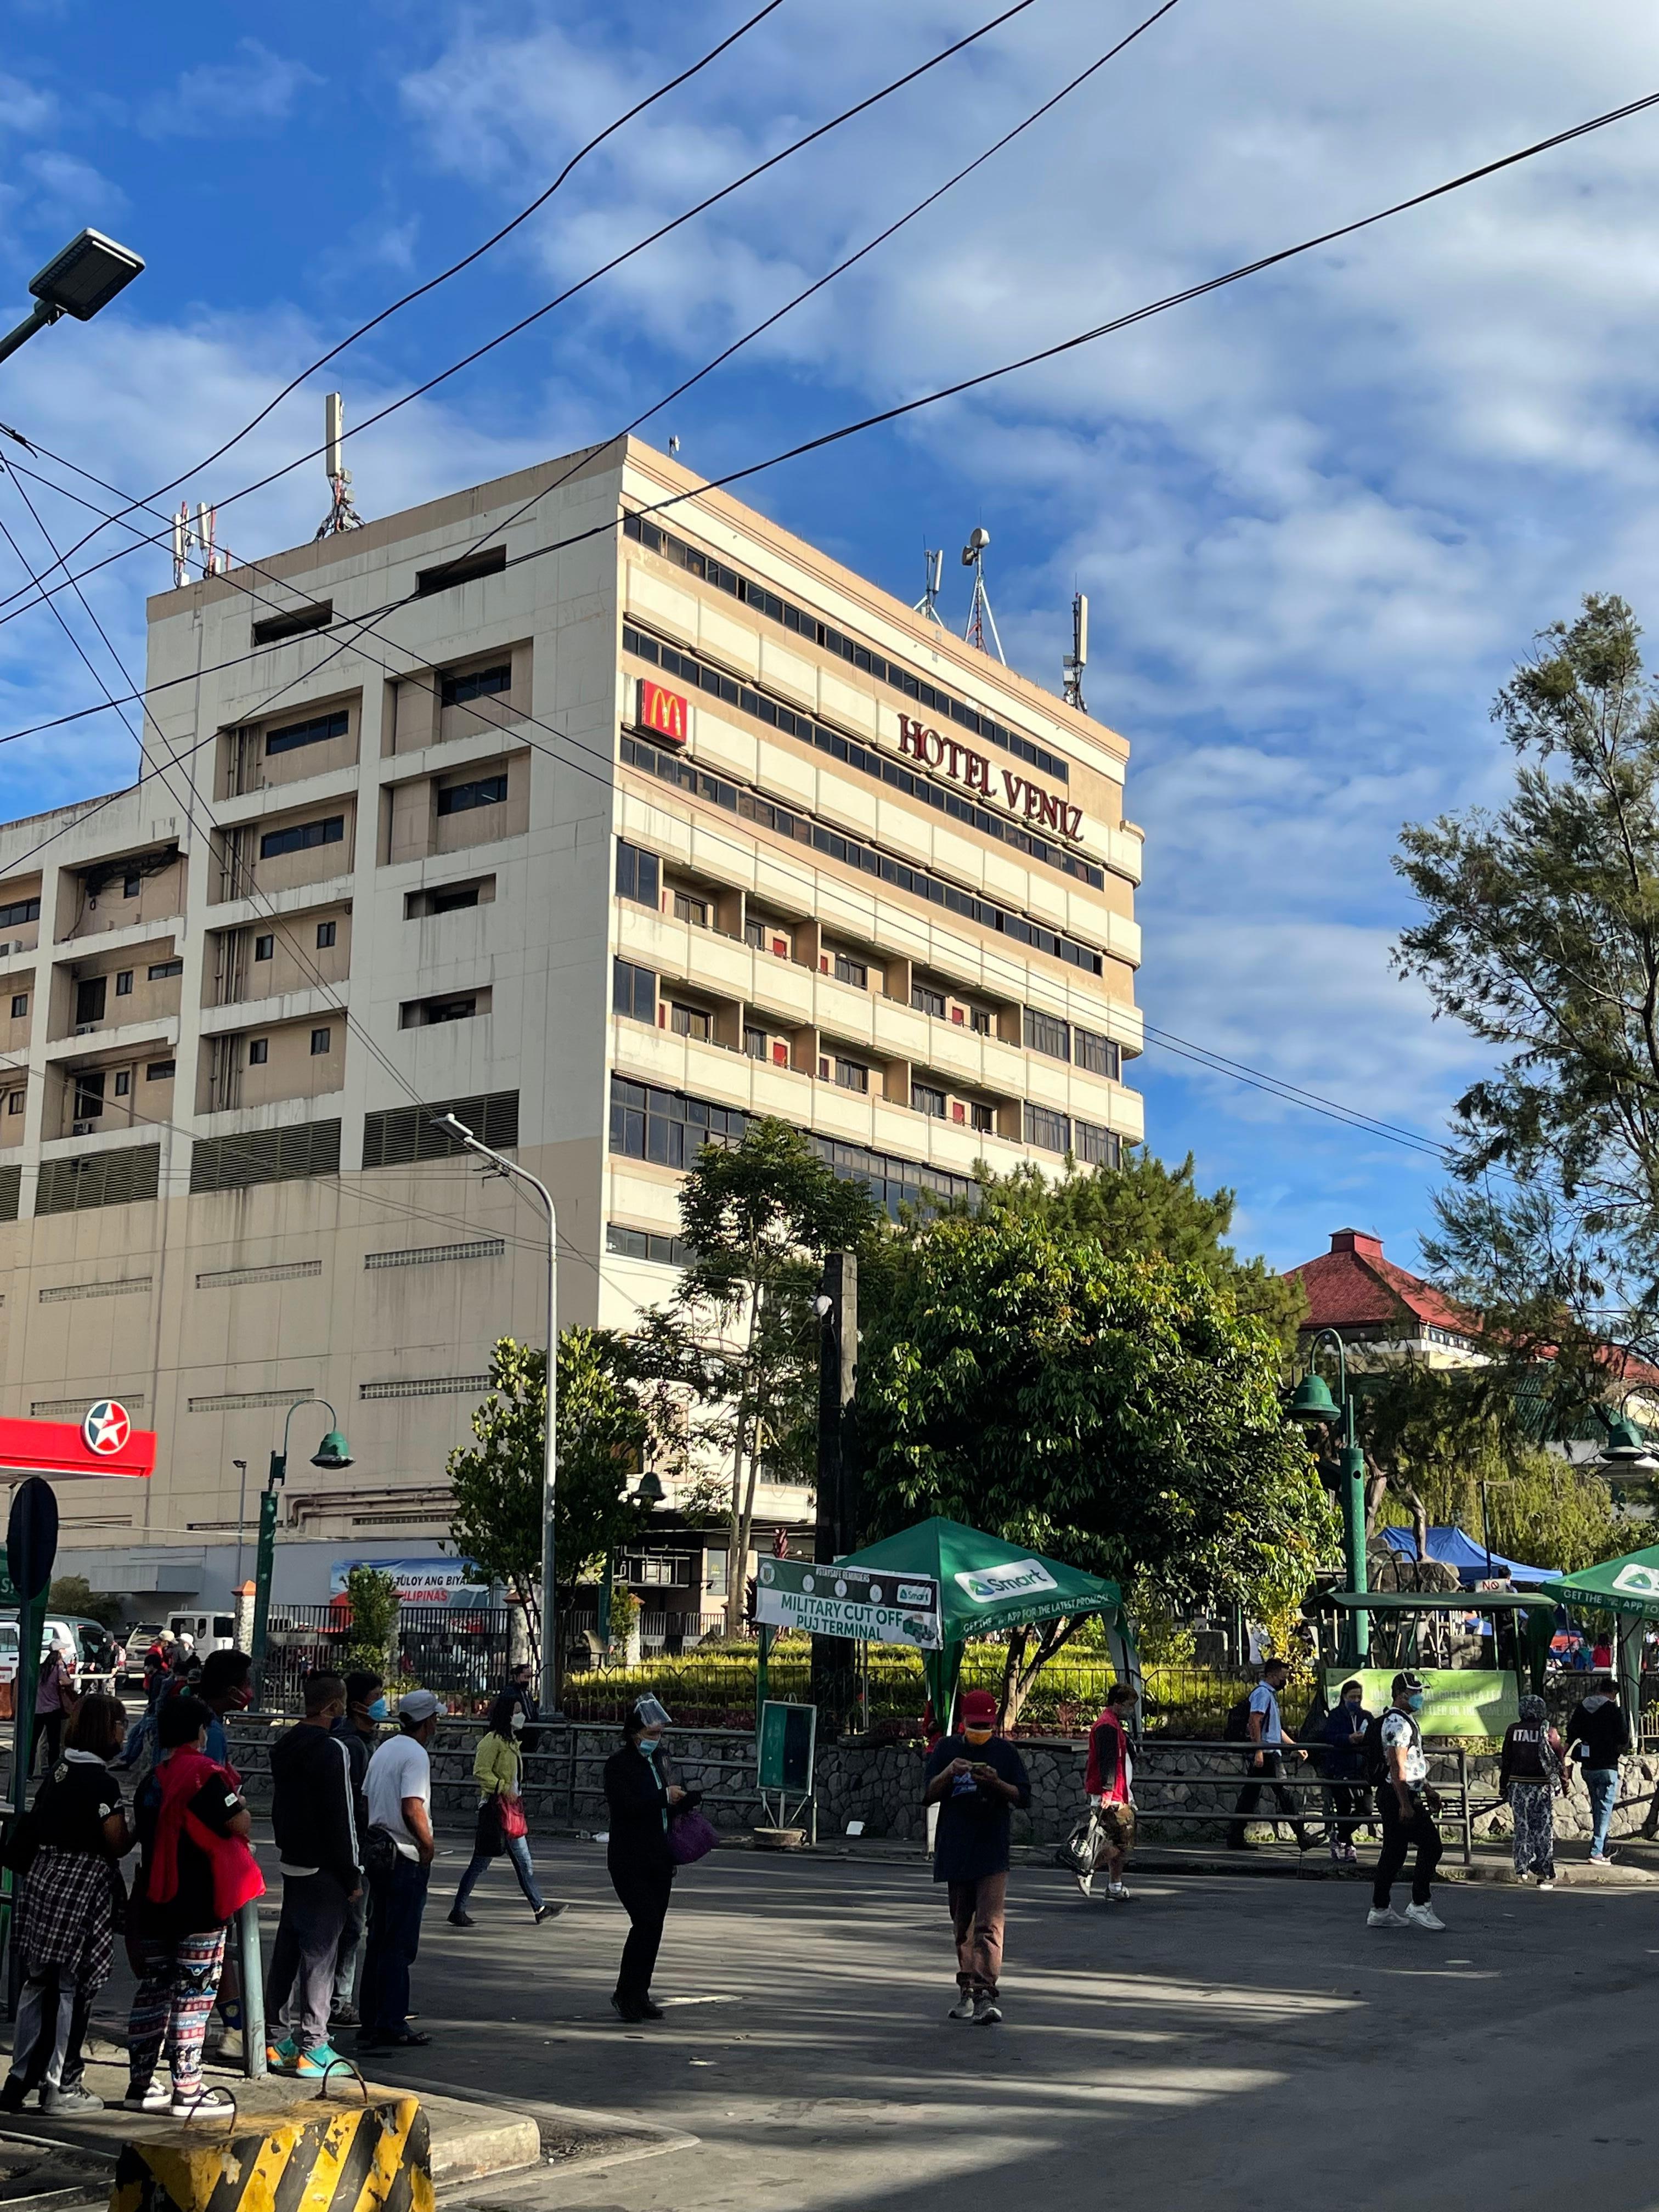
{"left": 263, "top": 1604, "right": 514, "bottom": 1712}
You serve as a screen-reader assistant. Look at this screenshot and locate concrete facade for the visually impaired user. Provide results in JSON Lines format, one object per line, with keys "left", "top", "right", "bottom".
{"left": 0, "top": 438, "right": 1143, "bottom": 1616}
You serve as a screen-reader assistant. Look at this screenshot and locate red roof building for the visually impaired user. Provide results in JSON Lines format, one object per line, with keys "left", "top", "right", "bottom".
{"left": 1284, "top": 1229, "right": 1481, "bottom": 1361}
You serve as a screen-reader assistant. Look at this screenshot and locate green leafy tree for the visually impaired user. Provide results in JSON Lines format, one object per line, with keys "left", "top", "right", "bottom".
{"left": 47, "top": 1575, "right": 122, "bottom": 1629}
{"left": 1396, "top": 593, "right": 1659, "bottom": 1339}
{"left": 448, "top": 1328, "right": 661, "bottom": 1678}
{"left": 342, "top": 1566, "right": 399, "bottom": 1679}
{"left": 958, "top": 1150, "right": 1308, "bottom": 1351}
{"left": 857, "top": 1213, "right": 1335, "bottom": 1717}
{"left": 668, "top": 1119, "right": 879, "bottom": 1632}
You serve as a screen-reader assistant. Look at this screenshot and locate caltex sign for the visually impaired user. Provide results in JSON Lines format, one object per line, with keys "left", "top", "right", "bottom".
{"left": 82, "top": 1400, "right": 132, "bottom": 1457}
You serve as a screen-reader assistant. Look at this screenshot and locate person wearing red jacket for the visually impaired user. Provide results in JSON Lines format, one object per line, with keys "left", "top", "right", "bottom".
{"left": 1079, "top": 1683, "right": 1139, "bottom": 1903}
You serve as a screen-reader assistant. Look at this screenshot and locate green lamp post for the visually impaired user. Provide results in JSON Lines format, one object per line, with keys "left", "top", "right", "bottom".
{"left": 1287, "top": 1328, "right": 1369, "bottom": 1663}
{"left": 249, "top": 1401, "right": 353, "bottom": 1694}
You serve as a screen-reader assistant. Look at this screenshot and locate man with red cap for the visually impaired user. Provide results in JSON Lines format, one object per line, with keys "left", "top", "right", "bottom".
{"left": 922, "top": 1688, "right": 1031, "bottom": 2025}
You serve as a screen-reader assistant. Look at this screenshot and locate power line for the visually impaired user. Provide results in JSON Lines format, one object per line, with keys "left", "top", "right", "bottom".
{"left": 3, "top": 77, "right": 1654, "bottom": 760}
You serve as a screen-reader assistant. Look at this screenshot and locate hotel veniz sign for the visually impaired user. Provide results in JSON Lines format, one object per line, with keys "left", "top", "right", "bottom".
{"left": 895, "top": 713, "right": 1084, "bottom": 843}
{"left": 755, "top": 1559, "right": 943, "bottom": 1647}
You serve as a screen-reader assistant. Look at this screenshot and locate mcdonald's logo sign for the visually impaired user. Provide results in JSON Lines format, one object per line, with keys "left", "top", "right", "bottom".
{"left": 639, "top": 680, "right": 689, "bottom": 746}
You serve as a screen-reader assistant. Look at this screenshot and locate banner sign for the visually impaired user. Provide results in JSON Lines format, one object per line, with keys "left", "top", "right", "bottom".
{"left": 754, "top": 1559, "right": 941, "bottom": 1647}
{"left": 1322, "top": 1667, "right": 1520, "bottom": 1739}
{"left": 954, "top": 1558, "right": 1058, "bottom": 1607}
{"left": 330, "top": 1557, "right": 488, "bottom": 1607}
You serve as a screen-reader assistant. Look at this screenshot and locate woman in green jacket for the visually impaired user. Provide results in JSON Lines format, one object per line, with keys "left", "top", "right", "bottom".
{"left": 447, "top": 1694, "right": 562, "bottom": 1928}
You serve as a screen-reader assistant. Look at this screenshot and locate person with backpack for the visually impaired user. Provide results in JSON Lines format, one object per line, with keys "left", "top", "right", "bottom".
{"left": 1226, "top": 1659, "right": 1313, "bottom": 1851}
{"left": 1076, "top": 1683, "right": 1138, "bottom": 1903}
{"left": 1317, "top": 1679, "right": 1373, "bottom": 1868}
{"left": 1565, "top": 1676, "right": 1632, "bottom": 1865}
{"left": 1367, "top": 1670, "right": 1444, "bottom": 1929}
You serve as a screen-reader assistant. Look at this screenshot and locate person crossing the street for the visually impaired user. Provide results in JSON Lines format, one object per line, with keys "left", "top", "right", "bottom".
{"left": 1368, "top": 1671, "right": 1445, "bottom": 1931}
{"left": 922, "top": 1688, "right": 1031, "bottom": 2026}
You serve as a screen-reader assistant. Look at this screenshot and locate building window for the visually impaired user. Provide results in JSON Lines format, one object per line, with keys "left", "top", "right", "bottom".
{"left": 316, "top": 920, "right": 337, "bottom": 949}
{"left": 0, "top": 898, "right": 40, "bottom": 929}
{"left": 9, "top": 994, "right": 26, "bottom": 1018}
{"left": 670, "top": 1002, "right": 713, "bottom": 1041}
{"left": 254, "top": 935, "right": 274, "bottom": 961}
{"left": 743, "top": 1026, "right": 769, "bottom": 1060}
{"left": 673, "top": 889, "right": 709, "bottom": 928}
{"left": 606, "top": 1223, "right": 691, "bottom": 1267}
{"left": 265, "top": 708, "right": 348, "bottom": 756}
{"left": 72, "top": 1073, "right": 104, "bottom": 1119}
{"left": 970, "top": 1101, "right": 994, "bottom": 1134}
{"left": 114, "top": 1069, "right": 131, "bottom": 1096}
{"left": 431, "top": 884, "right": 479, "bottom": 913}
{"left": 440, "top": 664, "right": 511, "bottom": 709}
{"left": 310, "top": 1029, "right": 331, "bottom": 1056}
{"left": 1023, "top": 1007, "right": 1070, "bottom": 1060}
{"left": 743, "top": 917, "right": 766, "bottom": 950}
{"left": 608, "top": 1077, "right": 749, "bottom": 1170}
{"left": 833, "top": 1058, "right": 870, "bottom": 1094}
{"left": 123, "top": 874, "right": 140, "bottom": 899}
{"left": 911, "top": 982, "right": 946, "bottom": 1020}
{"left": 616, "top": 840, "right": 661, "bottom": 910}
{"left": 5, "top": 1089, "right": 21, "bottom": 1115}
{"left": 833, "top": 952, "right": 867, "bottom": 989}
{"left": 145, "top": 1060, "right": 175, "bottom": 1082}
{"left": 115, "top": 970, "right": 133, "bottom": 997}
{"left": 259, "top": 814, "right": 345, "bottom": 860}
{"left": 248, "top": 1039, "right": 269, "bottom": 1065}
{"left": 970, "top": 1008, "right": 992, "bottom": 1036}
{"left": 1024, "top": 1101, "right": 1070, "bottom": 1153}
{"left": 1074, "top": 1025, "right": 1121, "bottom": 1081}
{"left": 405, "top": 996, "right": 479, "bottom": 1026}
{"left": 1075, "top": 1119, "right": 1121, "bottom": 1169}
{"left": 147, "top": 960, "right": 183, "bottom": 980}
{"left": 612, "top": 958, "right": 656, "bottom": 1024}
{"left": 911, "top": 1082, "right": 946, "bottom": 1118}
{"left": 437, "top": 774, "right": 508, "bottom": 816}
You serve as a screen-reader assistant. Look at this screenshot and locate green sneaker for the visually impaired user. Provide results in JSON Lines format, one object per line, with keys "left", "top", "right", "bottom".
{"left": 265, "top": 2038, "right": 300, "bottom": 2075}
{"left": 292, "top": 2044, "right": 348, "bottom": 2080}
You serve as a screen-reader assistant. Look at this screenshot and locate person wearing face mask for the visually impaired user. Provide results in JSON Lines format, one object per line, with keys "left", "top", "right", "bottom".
{"left": 1367, "top": 1671, "right": 1445, "bottom": 1931}
{"left": 447, "top": 1693, "right": 563, "bottom": 1928}
{"left": 1317, "top": 1679, "right": 1373, "bottom": 1869}
{"left": 922, "top": 1689, "right": 1031, "bottom": 2025}
{"left": 328, "top": 1672, "right": 383, "bottom": 2032}
{"left": 265, "top": 1673, "right": 360, "bottom": 2078}
{"left": 602, "top": 1697, "right": 689, "bottom": 2024}
{"left": 194, "top": 1651, "right": 253, "bottom": 2059}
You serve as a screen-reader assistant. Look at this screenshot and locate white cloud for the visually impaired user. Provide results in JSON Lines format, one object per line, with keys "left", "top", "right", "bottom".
{"left": 0, "top": 70, "right": 55, "bottom": 137}
{"left": 140, "top": 39, "right": 323, "bottom": 138}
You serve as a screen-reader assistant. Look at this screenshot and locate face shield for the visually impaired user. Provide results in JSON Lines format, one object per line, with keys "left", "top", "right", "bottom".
{"left": 634, "top": 1695, "right": 673, "bottom": 1731}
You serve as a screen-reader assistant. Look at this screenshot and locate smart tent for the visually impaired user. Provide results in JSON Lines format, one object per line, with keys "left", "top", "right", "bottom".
{"left": 1553, "top": 1541, "right": 1659, "bottom": 1714}
{"left": 836, "top": 1516, "right": 1130, "bottom": 1727}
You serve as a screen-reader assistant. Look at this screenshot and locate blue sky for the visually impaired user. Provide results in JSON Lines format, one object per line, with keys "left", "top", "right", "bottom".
{"left": 3, "top": 1, "right": 1658, "bottom": 1276}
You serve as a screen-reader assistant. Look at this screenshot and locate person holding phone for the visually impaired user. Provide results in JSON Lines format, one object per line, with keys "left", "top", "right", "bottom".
{"left": 922, "top": 1689, "right": 1031, "bottom": 2027}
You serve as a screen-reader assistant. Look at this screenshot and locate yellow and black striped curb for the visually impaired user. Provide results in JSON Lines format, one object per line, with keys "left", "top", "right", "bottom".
{"left": 109, "top": 2092, "right": 433, "bottom": 2212}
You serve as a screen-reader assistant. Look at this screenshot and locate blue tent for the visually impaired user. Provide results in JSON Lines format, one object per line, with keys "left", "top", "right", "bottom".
{"left": 1377, "top": 1524, "right": 1560, "bottom": 1587}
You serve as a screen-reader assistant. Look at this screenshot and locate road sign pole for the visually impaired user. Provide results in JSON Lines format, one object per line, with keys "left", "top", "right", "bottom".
{"left": 249, "top": 1465, "right": 282, "bottom": 1698}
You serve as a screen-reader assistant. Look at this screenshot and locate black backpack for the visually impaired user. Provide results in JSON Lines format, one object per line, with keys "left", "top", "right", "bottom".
{"left": 1363, "top": 1708, "right": 1418, "bottom": 1786}
{"left": 1223, "top": 1696, "right": 1254, "bottom": 1742}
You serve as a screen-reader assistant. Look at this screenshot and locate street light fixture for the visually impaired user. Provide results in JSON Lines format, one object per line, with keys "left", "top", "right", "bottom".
{"left": 1596, "top": 1401, "right": 1659, "bottom": 1476}
{"left": 1286, "top": 1326, "right": 1369, "bottom": 1663}
{"left": 249, "top": 1400, "right": 352, "bottom": 1688}
{"left": 0, "top": 229, "right": 145, "bottom": 368}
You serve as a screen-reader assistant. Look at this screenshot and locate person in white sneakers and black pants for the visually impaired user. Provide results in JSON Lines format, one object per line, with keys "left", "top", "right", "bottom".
{"left": 1367, "top": 1671, "right": 1444, "bottom": 1931}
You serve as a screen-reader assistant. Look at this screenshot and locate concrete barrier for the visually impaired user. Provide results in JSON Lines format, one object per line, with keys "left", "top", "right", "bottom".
{"left": 109, "top": 2089, "right": 432, "bottom": 2212}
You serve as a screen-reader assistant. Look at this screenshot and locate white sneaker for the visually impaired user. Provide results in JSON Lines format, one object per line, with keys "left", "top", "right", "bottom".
{"left": 1538, "top": 1878, "right": 1556, "bottom": 1891}
{"left": 1404, "top": 1901, "right": 1445, "bottom": 1931}
{"left": 947, "top": 1993, "right": 978, "bottom": 2021}
{"left": 171, "top": 2084, "right": 236, "bottom": 2121}
{"left": 125, "top": 2081, "right": 172, "bottom": 2113}
{"left": 1073, "top": 1871, "right": 1093, "bottom": 1899}
{"left": 1367, "top": 1906, "right": 1407, "bottom": 1928}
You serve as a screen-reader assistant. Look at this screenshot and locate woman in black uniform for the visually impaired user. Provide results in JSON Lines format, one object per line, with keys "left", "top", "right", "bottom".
{"left": 602, "top": 1697, "right": 691, "bottom": 2023}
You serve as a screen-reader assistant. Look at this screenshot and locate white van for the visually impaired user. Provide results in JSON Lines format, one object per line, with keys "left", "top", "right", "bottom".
{"left": 0, "top": 1615, "right": 101, "bottom": 1686}
{"left": 166, "top": 1611, "right": 239, "bottom": 1655}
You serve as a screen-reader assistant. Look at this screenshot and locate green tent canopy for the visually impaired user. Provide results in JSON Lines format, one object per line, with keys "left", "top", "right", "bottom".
{"left": 838, "top": 1517, "right": 1126, "bottom": 1728}
{"left": 1557, "top": 1542, "right": 1659, "bottom": 1622}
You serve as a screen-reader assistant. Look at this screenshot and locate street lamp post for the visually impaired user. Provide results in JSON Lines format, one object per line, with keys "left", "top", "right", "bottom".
{"left": 0, "top": 229, "right": 145, "bottom": 368}
{"left": 1288, "top": 1327, "right": 1369, "bottom": 1664}
{"left": 249, "top": 1402, "right": 352, "bottom": 1693}
{"left": 432, "top": 1113, "right": 560, "bottom": 1714}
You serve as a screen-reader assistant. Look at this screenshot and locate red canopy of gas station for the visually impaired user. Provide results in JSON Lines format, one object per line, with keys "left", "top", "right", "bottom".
{"left": 0, "top": 1407, "right": 156, "bottom": 1483}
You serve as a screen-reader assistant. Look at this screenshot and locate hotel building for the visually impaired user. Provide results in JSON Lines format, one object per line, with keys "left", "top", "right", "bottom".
{"left": 0, "top": 438, "right": 1143, "bottom": 1622}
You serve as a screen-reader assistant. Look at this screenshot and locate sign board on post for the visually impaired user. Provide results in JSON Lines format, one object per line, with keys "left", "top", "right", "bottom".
{"left": 6, "top": 1477, "right": 58, "bottom": 1603}
{"left": 754, "top": 1559, "right": 941, "bottom": 1648}
{"left": 758, "top": 1701, "right": 817, "bottom": 1795}
{"left": 1323, "top": 1667, "right": 1520, "bottom": 1738}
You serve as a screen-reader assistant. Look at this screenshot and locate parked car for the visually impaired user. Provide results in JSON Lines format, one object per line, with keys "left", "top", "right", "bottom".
{"left": 0, "top": 1613, "right": 109, "bottom": 1688}
{"left": 120, "top": 1623, "right": 167, "bottom": 1689}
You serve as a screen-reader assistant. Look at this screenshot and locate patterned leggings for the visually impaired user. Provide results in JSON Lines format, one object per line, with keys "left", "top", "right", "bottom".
{"left": 126, "top": 1929, "right": 227, "bottom": 2092}
{"left": 1509, "top": 1781, "right": 1555, "bottom": 1878}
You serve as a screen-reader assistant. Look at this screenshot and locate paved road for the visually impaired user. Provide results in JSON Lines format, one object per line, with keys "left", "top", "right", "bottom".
{"left": 332, "top": 1837, "right": 1659, "bottom": 2212}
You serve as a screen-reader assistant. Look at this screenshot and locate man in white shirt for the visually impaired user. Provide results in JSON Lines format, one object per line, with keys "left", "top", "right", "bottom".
{"left": 1368, "top": 1670, "right": 1445, "bottom": 1932}
{"left": 358, "top": 1690, "right": 441, "bottom": 2052}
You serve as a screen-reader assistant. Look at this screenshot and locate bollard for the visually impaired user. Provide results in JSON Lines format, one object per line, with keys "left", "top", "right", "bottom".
{"left": 110, "top": 2089, "right": 432, "bottom": 2212}
{"left": 236, "top": 1899, "right": 266, "bottom": 2082}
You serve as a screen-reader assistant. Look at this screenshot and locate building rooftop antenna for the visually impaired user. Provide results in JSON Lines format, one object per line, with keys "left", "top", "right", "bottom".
{"left": 960, "top": 526, "right": 1004, "bottom": 663}
{"left": 1063, "top": 590, "right": 1088, "bottom": 712}
{"left": 315, "top": 391, "right": 366, "bottom": 539}
{"left": 912, "top": 546, "right": 944, "bottom": 627}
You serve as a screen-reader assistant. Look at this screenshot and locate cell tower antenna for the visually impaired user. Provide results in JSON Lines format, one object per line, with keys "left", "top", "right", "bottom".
{"left": 913, "top": 547, "right": 944, "bottom": 627}
{"left": 171, "top": 503, "right": 188, "bottom": 589}
{"left": 315, "top": 390, "right": 366, "bottom": 539}
{"left": 1063, "top": 591, "right": 1088, "bottom": 712}
{"left": 960, "top": 526, "right": 1004, "bottom": 663}
{"left": 194, "top": 501, "right": 221, "bottom": 577}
